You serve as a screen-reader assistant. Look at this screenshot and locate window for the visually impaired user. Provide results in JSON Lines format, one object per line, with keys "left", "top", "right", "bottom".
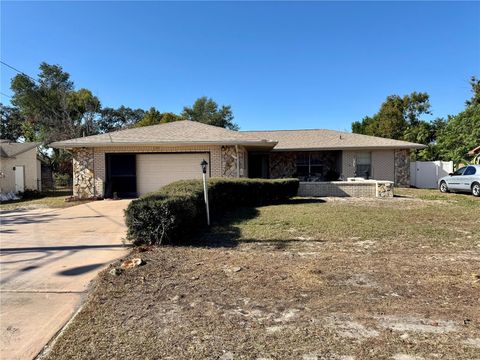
{"left": 296, "top": 153, "right": 310, "bottom": 177}
{"left": 452, "top": 166, "right": 466, "bottom": 176}
{"left": 464, "top": 166, "right": 476, "bottom": 176}
{"left": 355, "top": 152, "right": 371, "bottom": 179}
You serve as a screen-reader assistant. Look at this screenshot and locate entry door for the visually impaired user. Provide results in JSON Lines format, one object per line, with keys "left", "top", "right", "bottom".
{"left": 15, "top": 165, "right": 25, "bottom": 193}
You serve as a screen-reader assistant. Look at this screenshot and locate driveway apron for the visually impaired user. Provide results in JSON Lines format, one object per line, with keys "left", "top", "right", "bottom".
{"left": 0, "top": 200, "right": 131, "bottom": 360}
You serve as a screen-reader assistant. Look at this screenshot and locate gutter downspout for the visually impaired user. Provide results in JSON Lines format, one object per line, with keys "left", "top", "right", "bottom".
{"left": 235, "top": 145, "right": 240, "bottom": 178}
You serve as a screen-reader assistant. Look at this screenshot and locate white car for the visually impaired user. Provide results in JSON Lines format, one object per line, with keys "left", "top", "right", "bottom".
{"left": 438, "top": 164, "right": 480, "bottom": 197}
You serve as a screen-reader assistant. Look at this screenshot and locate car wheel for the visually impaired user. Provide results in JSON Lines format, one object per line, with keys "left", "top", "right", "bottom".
{"left": 472, "top": 182, "right": 480, "bottom": 197}
{"left": 439, "top": 181, "right": 449, "bottom": 193}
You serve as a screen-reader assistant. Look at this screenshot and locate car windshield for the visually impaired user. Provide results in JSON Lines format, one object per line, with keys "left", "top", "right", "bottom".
{"left": 452, "top": 167, "right": 466, "bottom": 176}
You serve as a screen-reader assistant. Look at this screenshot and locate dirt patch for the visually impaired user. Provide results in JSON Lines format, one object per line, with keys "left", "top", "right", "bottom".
{"left": 44, "top": 190, "right": 480, "bottom": 359}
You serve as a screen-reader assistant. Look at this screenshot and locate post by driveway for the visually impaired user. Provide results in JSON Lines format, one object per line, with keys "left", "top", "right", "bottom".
{"left": 0, "top": 200, "right": 132, "bottom": 360}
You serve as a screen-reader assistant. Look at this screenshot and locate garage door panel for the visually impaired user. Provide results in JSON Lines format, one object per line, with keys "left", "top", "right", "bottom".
{"left": 137, "top": 153, "right": 209, "bottom": 195}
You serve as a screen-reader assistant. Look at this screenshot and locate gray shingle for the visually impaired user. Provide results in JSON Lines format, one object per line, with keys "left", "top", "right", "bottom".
{"left": 242, "top": 129, "right": 426, "bottom": 150}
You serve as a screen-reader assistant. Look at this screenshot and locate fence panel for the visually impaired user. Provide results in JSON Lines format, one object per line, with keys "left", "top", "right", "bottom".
{"left": 410, "top": 161, "right": 454, "bottom": 188}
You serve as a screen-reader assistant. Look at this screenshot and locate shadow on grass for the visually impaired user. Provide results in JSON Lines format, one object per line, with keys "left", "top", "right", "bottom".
{"left": 179, "top": 199, "right": 327, "bottom": 249}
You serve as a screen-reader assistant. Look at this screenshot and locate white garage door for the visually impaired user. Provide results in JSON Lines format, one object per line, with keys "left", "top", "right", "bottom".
{"left": 136, "top": 153, "right": 209, "bottom": 195}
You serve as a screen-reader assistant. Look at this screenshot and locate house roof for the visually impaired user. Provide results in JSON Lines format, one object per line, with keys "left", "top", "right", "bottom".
{"left": 50, "top": 120, "right": 426, "bottom": 151}
{"left": 51, "top": 121, "right": 278, "bottom": 148}
{"left": 0, "top": 139, "right": 40, "bottom": 158}
{"left": 241, "top": 129, "right": 426, "bottom": 151}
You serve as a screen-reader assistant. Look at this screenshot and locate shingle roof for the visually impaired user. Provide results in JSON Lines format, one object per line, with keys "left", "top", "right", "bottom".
{"left": 241, "top": 129, "right": 426, "bottom": 150}
{"left": 50, "top": 120, "right": 425, "bottom": 150}
{"left": 0, "top": 140, "right": 40, "bottom": 158}
{"left": 51, "top": 121, "right": 277, "bottom": 148}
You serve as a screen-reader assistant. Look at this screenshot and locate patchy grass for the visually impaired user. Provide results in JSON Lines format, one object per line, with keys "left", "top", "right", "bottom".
{"left": 0, "top": 191, "right": 91, "bottom": 211}
{"left": 45, "top": 189, "right": 480, "bottom": 359}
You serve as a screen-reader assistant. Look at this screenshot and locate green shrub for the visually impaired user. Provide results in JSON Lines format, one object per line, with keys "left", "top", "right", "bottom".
{"left": 54, "top": 173, "right": 71, "bottom": 187}
{"left": 125, "top": 178, "right": 299, "bottom": 246}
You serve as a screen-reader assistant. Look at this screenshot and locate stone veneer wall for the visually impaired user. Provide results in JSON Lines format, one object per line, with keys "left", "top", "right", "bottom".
{"left": 269, "top": 152, "right": 296, "bottom": 178}
{"left": 72, "top": 148, "right": 95, "bottom": 198}
{"left": 298, "top": 180, "right": 394, "bottom": 198}
{"left": 221, "top": 145, "right": 248, "bottom": 178}
{"left": 394, "top": 149, "right": 410, "bottom": 187}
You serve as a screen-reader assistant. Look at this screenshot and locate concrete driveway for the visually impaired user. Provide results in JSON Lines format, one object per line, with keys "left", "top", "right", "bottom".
{"left": 0, "top": 200, "right": 131, "bottom": 360}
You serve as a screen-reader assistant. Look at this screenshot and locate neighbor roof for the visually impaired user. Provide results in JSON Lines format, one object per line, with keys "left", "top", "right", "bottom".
{"left": 0, "top": 140, "right": 40, "bottom": 158}
{"left": 51, "top": 121, "right": 277, "bottom": 148}
{"left": 242, "top": 129, "right": 426, "bottom": 151}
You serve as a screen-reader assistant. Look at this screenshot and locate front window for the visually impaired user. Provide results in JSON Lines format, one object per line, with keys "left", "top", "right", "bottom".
{"left": 295, "top": 151, "right": 340, "bottom": 180}
{"left": 355, "top": 152, "right": 371, "bottom": 179}
{"left": 452, "top": 166, "right": 466, "bottom": 176}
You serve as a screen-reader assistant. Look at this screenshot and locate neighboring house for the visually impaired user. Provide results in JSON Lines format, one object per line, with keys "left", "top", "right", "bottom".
{"left": 468, "top": 145, "right": 480, "bottom": 164}
{"left": 51, "top": 121, "right": 425, "bottom": 199}
{"left": 0, "top": 140, "right": 43, "bottom": 193}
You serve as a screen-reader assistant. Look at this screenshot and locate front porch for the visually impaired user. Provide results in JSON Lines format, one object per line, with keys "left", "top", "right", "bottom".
{"left": 247, "top": 149, "right": 411, "bottom": 186}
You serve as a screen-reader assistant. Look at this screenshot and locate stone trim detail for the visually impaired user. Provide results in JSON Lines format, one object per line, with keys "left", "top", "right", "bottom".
{"left": 221, "top": 145, "right": 247, "bottom": 178}
{"left": 394, "top": 149, "right": 410, "bottom": 187}
{"left": 72, "top": 148, "right": 95, "bottom": 198}
{"left": 269, "top": 152, "right": 296, "bottom": 178}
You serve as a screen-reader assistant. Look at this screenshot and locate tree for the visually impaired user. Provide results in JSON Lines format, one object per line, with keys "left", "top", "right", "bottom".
{"left": 10, "top": 62, "right": 101, "bottom": 144}
{"left": 181, "top": 96, "right": 238, "bottom": 130}
{"left": 465, "top": 76, "right": 480, "bottom": 107}
{"left": 98, "top": 106, "right": 145, "bottom": 132}
{"left": 352, "top": 92, "right": 431, "bottom": 140}
{"left": 0, "top": 104, "right": 24, "bottom": 141}
{"left": 134, "top": 107, "right": 182, "bottom": 128}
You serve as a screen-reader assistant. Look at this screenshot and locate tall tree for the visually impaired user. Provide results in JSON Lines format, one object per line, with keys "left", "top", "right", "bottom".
{"left": 10, "top": 62, "right": 101, "bottom": 144}
{"left": 98, "top": 106, "right": 145, "bottom": 132}
{"left": 352, "top": 92, "right": 431, "bottom": 140}
{"left": 181, "top": 97, "right": 238, "bottom": 130}
{"left": 0, "top": 104, "right": 24, "bottom": 141}
{"left": 436, "top": 78, "right": 480, "bottom": 164}
{"left": 465, "top": 76, "right": 480, "bottom": 107}
{"left": 134, "top": 107, "right": 182, "bottom": 127}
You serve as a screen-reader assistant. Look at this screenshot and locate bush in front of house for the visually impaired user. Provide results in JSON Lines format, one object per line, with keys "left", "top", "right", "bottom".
{"left": 125, "top": 178, "right": 299, "bottom": 246}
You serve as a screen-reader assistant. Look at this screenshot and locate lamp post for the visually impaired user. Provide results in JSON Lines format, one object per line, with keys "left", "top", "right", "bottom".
{"left": 200, "top": 159, "right": 210, "bottom": 226}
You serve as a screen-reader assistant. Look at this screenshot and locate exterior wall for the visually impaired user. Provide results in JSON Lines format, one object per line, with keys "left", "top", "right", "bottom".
{"left": 269, "top": 152, "right": 296, "bottom": 178}
{"left": 394, "top": 149, "right": 410, "bottom": 187}
{"left": 371, "top": 150, "right": 395, "bottom": 181}
{"left": 342, "top": 149, "right": 401, "bottom": 185}
{"left": 298, "top": 180, "right": 394, "bottom": 198}
{"left": 72, "top": 148, "right": 95, "bottom": 198}
{"left": 221, "top": 145, "right": 248, "bottom": 178}
{"left": 341, "top": 150, "right": 357, "bottom": 179}
{"left": 72, "top": 144, "right": 248, "bottom": 198}
{"left": 0, "top": 148, "right": 41, "bottom": 193}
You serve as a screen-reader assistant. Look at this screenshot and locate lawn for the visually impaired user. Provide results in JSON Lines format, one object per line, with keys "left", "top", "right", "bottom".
{"left": 0, "top": 191, "right": 91, "bottom": 211}
{"left": 45, "top": 189, "right": 480, "bottom": 359}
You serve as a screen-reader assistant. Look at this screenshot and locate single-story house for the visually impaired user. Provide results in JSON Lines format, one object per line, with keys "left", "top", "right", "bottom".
{"left": 51, "top": 120, "right": 425, "bottom": 199}
{"left": 0, "top": 140, "right": 43, "bottom": 193}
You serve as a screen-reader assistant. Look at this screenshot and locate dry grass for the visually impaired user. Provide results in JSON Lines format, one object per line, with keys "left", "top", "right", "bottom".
{"left": 45, "top": 189, "right": 480, "bottom": 359}
{"left": 0, "top": 191, "right": 91, "bottom": 211}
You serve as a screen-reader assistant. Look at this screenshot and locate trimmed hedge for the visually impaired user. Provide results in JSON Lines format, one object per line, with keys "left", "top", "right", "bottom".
{"left": 125, "top": 178, "right": 299, "bottom": 246}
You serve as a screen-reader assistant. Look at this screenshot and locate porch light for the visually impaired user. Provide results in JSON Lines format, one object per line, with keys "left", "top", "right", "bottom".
{"left": 200, "top": 159, "right": 208, "bottom": 174}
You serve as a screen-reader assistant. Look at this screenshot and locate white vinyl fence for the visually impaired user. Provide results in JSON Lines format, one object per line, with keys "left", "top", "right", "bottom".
{"left": 410, "top": 161, "right": 454, "bottom": 189}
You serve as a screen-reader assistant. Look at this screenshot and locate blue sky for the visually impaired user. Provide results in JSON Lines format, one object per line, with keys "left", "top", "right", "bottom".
{"left": 1, "top": 1, "right": 479, "bottom": 131}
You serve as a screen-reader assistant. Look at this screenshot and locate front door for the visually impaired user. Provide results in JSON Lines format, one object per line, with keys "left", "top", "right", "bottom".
{"left": 14, "top": 165, "right": 25, "bottom": 193}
